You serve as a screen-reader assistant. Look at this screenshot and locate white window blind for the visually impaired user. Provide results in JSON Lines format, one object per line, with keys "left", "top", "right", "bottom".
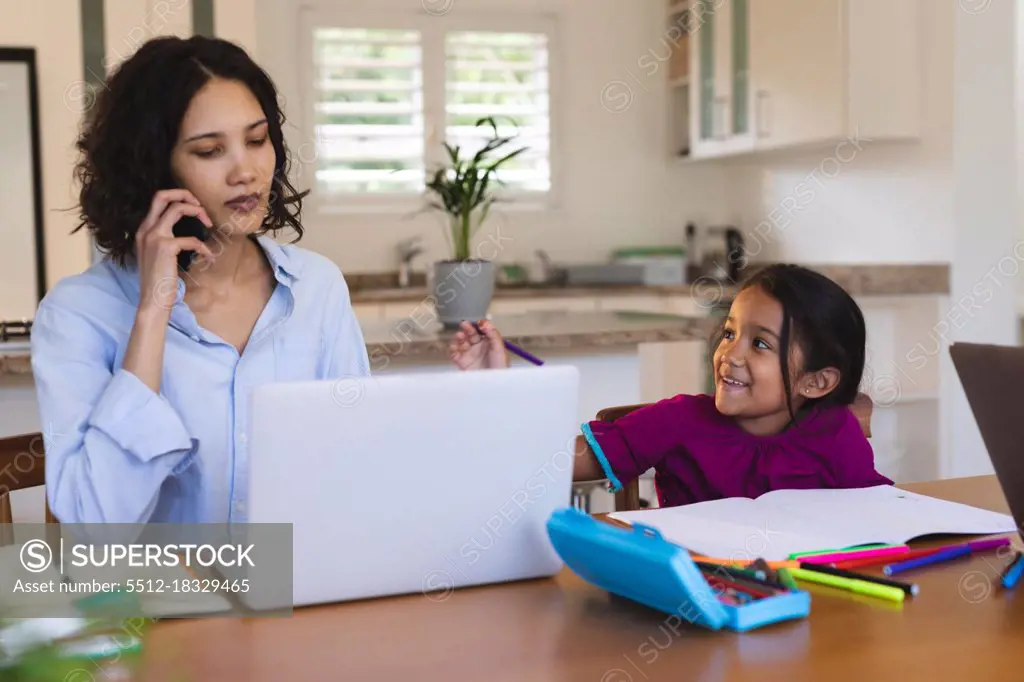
{"left": 302, "top": 11, "right": 556, "bottom": 208}
{"left": 445, "top": 31, "right": 551, "bottom": 193}
{"left": 311, "top": 28, "right": 425, "bottom": 194}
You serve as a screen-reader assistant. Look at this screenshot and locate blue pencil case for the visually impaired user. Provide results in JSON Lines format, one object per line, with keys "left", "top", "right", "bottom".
{"left": 546, "top": 507, "right": 811, "bottom": 632}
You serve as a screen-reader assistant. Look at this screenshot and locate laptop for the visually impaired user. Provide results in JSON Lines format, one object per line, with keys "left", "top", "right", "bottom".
{"left": 244, "top": 364, "right": 581, "bottom": 608}
{"left": 949, "top": 342, "right": 1024, "bottom": 531}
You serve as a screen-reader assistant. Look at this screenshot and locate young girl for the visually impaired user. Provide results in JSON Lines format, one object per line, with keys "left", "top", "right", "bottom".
{"left": 448, "top": 263, "right": 892, "bottom": 507}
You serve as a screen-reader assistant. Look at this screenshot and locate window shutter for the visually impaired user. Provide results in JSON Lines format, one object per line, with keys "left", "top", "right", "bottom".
{"left": 444, "top": 31, "right": 551, "bottom": 193}
{"left": 311, "top": 28, "right": 426, "bottom": 194}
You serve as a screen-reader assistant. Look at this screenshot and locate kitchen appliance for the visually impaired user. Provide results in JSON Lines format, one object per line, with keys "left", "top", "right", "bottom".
{"left": 611, "top": 247, "right": 687, "bottom": 286}
{"left": 564, "top": 263, "right": 645, "bottom": 287}
{"left": 696, "top": 226, "right": 746, "bottom": 283}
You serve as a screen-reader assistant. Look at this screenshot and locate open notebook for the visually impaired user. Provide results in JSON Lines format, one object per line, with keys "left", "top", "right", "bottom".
{"left": 608, "top": 485, "right": 1020, "bottom": 562}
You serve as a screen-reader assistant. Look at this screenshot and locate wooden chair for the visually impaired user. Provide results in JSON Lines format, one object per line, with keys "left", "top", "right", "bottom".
{"left": 589, "top": 393, "right": 875, "bottom": 512}
{"left": 0, "top": 431, "right": 58, "bottom": 546}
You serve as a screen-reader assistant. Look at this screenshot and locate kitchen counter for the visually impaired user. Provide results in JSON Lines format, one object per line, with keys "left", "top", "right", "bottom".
{"left": 363, "top": 309, "right": 716, "bottom": 366}
{"left": 0, "top": 354, "right": 31, "bottom": 376}
{"left": 0, "top": 341, "right": 31, "bottom": 376}
{"left": 347, "top": 263, "right": 950, "bottom": 303}
{"left": 0, "top": 311, "right": 714, "bottom": 376}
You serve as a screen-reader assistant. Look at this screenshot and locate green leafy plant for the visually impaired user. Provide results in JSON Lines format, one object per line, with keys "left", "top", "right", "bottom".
{"left": 423, "top": 116, "right": 529, "bottom": 262}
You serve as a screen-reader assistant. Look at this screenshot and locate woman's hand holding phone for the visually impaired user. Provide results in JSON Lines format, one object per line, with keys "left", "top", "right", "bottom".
{"left": 124, "top": 189, "right": 215, "bottom": 394}
{"left": 135, "top": 189, "right": 215, "bottom": 315}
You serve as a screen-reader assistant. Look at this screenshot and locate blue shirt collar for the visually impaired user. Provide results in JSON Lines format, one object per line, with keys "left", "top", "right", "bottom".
{"left": 255, "top": 234, "right": 303, "bottom": 285}
{"left": 105, "top": 233, "right": 303, "bottom": 336}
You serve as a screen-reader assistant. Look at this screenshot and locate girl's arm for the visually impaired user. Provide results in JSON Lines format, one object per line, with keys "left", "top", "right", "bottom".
{"left": 448, "top": 321, "right": 669, "bottom": 486}
{"left": 572, "top": 434, "right": 606, "bottom": 481}
{"left": 572, "top": 396, "right": 691, "bottom": 491}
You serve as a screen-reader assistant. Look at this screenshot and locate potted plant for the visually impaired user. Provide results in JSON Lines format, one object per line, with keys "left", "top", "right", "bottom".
{"left": 423, "top": 116, "right": 528, "bottom": 328}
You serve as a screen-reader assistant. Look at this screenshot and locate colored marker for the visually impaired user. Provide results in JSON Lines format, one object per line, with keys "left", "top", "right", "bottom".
{"left": 695, "top": 562, "right": 780, "bottom": 590}
{"left": 692, "top": 556, "right": 799, "bottom": 570}
{"left": 788, "top": 543, "right": 894, "bottom": 559}
{"left": 835, "top": 537, "right": 1011, "bottom": 570}
{"left": 788, "top": 567, "right": 905, "bottom": 603}
{"left": 799, "top": 545, "right": 910, "bottom": 565}
{"left": 776, "top": 568, "right": 799, "bottom": 591}
{"left": 1001, "top": 552, "right": 1024, "bottom": 589}
{"left": 699, "top": 566, "right": 780, "bottom": 596}
{"left": 748, "top": 558, "right": 780, "bottom": 587}
{"left": 797, "top": 562, "right": 919, "bottom": 597}
{"left": 883, "top": 544, "right": 972, "bottom": 576}
{"left": 703, "top": 573, "right": 773, "bottom": 600}
{"left": 471, "top": 321, "right": 544, "bottom": 366}
{"left": 965, "top": 537, "right": 1013, "bottom": 553}
{"left": 695, "top": 561, "right": 762, "bottom": 582}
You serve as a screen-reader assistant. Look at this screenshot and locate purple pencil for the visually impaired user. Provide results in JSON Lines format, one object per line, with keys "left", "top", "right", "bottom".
{"left": 471, "top": 322, "right": 544, "bottom": 366}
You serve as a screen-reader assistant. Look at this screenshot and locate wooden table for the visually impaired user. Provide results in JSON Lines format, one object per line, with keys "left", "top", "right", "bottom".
{"left": 134, "top": 476, "right": 1023, "bottom": 682}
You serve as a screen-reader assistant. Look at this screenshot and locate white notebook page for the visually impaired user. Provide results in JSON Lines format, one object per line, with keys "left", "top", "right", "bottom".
{"left": 609, "top": 485, "right": 1018, "bottom": 561}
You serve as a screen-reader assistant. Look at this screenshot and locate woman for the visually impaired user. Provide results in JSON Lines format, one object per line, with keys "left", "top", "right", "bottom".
{"left": 31, "top": 35, "right": 369, "bottom": 525}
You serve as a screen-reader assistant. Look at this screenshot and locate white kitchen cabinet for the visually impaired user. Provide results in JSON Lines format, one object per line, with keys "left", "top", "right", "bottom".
{"left": 689, "top": 0, "right": 754, "bottom": 158}
{"left": 683, "top": 0, "right": 920, "bottom": 160}
{"left": 753, "top": 0, "right": 920, "bottom": 151}
{"left": 747, "top": 0, "right": 845, "bottom": 151}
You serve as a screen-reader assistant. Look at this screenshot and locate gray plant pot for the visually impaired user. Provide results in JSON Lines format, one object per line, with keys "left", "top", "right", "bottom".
{"left": 433, "top": 260, "right": 495, "bottom": 328}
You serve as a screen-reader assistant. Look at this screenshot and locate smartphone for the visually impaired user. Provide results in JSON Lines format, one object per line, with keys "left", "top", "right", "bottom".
{"left": 172, "top": 214, "right": 210, "bottom": 272}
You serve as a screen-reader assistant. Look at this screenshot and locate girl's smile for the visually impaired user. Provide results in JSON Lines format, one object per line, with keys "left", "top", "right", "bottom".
{"left": 712, "top": 285, "right": 799, "bottom": 435}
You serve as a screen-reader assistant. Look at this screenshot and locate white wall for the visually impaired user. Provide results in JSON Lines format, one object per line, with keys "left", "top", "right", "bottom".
{"left": 710, "top": 0, "right": 1020, "bottom": 479}
{"left": 0, "top": 61, "right": 40, "bottom": 321}
{"left": 251, "top": 0, "right": 733, "bottom": 273}
{"left": 719, "top": 1, "right": 953, "bottom": 266}
{"left": 105, "top": 0, "right": 194, "bottom": 68}
{"left": 0, "top": 1, "right": 203, "bottom": 302}
{"left": 943, "top": 0, "right": 1020, "bottom": 478}
{"left": 0, "top": 2, "right": 91, "bottom": 296}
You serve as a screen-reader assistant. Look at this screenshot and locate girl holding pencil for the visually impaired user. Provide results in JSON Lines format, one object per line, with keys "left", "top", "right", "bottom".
{"left": 448, "top": 264, "right": 891, "bottom": 508}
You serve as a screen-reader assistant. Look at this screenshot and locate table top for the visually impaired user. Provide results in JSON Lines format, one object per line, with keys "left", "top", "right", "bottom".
{"left": 135, "top": 476, "right": 1022, "bottom": 682}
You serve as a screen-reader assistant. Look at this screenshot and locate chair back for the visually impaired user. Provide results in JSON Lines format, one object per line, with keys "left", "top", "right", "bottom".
{"left": 0, "top": 432, "right": 56, "bottom": 546}
{"left": 597, "top": 393, "right": 876, "bottom": 512}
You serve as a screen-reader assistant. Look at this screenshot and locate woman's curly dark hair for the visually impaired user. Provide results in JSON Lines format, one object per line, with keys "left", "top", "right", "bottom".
{"left": 72, "top": 35, "right": 308, "bottom": 265}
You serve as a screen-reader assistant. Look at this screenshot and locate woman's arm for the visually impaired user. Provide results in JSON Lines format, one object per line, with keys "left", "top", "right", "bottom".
{"left": 32, "top": 298, "right": 199, "bottom": 524}
{"left": 121, "top": 305, "right": 173, "bottom": 393}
